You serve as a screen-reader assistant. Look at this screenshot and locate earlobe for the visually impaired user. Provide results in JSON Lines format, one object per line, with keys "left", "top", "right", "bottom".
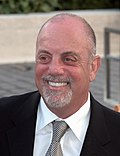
{"left": 89, "top": 55, "right": 101, "bottom": 82}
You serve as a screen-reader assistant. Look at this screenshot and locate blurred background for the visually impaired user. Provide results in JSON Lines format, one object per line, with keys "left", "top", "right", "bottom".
{"left": 0, "top": 0, "right": 120, "bottom": 110}
{"left": 0, "top": 0, "right": 119, "bottom": 13}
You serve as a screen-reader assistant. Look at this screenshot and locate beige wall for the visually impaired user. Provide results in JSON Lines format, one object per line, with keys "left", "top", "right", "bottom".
{"left": 0, "top": 10, "right": 120, "bottom": 64}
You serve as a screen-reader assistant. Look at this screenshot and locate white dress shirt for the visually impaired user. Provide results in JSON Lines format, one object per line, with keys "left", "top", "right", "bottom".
{"left": 33, "top": 93, "right": 90, "bottom": 156}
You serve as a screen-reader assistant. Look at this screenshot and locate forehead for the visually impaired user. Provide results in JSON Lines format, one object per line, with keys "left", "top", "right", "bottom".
{"left": 38, "top": 17, "right": 87, "bottom": 41}
{"left": 36, "top": 17, "right": 91, "bottom": 55}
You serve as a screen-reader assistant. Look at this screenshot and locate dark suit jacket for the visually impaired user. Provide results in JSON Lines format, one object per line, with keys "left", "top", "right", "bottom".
{"left": 0, "top": 91, "right": 120, "bottom": 156}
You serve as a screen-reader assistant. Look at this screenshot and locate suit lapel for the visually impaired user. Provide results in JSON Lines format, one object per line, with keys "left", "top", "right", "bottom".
{"left": 6, "top": 91, "right": 40, "bottom": 156}
{"left": 80, "top": 95, "right": 111, "bottom": 156}
{"left": 80, "top": 130, "right": 110, "bottom": 156}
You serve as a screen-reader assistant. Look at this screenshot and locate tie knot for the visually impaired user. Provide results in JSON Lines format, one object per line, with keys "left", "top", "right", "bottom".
{"left": 52, "top": 121, "right": 68, "bottom": 142}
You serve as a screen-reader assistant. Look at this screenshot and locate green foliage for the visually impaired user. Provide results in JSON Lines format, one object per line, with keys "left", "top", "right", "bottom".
{"left": 0, "top": 0, "right": 119, "bottom": 14}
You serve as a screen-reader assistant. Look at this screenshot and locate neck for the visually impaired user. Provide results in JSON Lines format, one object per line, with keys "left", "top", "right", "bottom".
{"left": 48, "top": 99, "right": 87, "bottom": 119}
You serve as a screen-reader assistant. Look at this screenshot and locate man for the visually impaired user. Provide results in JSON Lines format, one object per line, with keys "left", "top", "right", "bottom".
{"left": 0, "top": 13, "right": 120, "bottom": 156}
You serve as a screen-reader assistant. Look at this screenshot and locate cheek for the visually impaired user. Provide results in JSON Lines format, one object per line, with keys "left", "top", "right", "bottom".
{"left": 35, "top": 65, "right": 45, "bottom": 84}
{"left": 69, "top": 68, "right": 85, "bottom": 81}
{"left": 35, "top": 65, "right": 47, "bottom": 91}
{"left": 70, "top": 68, "right": 90, "bottom": 88}
{"left": 69, "top": 70, "right": 82, "bottom": 89}
{"left": 35, "top": 64, "right": 46, "bottom": 76}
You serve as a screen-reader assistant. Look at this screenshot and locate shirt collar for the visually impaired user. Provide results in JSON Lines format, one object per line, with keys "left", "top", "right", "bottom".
{"left": 64, "top": 93, "right": 90, "bottom": 141}
{"left": 36, "top": 97, "right": 58, "bottom": 132}
{"left": 36, "top": 93, "right": 90, "bottom": 141}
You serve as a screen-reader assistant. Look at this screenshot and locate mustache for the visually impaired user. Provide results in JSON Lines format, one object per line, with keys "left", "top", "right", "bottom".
{"left": 42, "top": 75, "right": 72, "bottom": 83}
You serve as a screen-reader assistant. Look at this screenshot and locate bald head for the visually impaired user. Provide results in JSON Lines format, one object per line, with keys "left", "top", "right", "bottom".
{"left": 37, "top": 13, "right": 96, "bottom": 56}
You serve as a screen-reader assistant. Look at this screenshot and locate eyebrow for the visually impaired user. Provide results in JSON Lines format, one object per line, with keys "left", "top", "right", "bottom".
{"left": 62, "top": 51, "right": 81, "bottom": 58}
{"left": 37, "top": 50, "right": 51, "bottom": 55}
{"left": 37, "top": 50, "right": 81, "bottom": 59}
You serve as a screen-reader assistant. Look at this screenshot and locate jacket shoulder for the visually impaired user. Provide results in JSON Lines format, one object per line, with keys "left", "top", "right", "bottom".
{"left": 0, "top": 91, "right": 38, "bottom": 124}
{"left": 0, "top": 91, "right": 37, "bottom": 110}
{"left": 91, "top": 94, "right": 120, "bottom": 128}
{"left": 102, "top": 104, "right": 120, "bottom": 126}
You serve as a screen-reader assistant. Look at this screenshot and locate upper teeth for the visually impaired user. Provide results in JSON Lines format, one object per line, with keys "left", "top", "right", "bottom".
{"left": 49, "top": 82, "right": 67, "bottom": 87}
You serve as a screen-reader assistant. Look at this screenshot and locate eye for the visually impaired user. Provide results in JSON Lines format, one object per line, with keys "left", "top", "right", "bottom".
{"left": 36, "top": 54, "right": 51, "bottom": 64}
{"left": 64, "top": 57, "right": 75, "bottom": 62}
{"left": 64, "top": 56, "right": 78, "bottom": 65}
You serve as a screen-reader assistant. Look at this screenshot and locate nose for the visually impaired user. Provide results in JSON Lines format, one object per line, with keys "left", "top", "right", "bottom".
{"left": 48, "top": 58, "right": 64, "bottom": 75}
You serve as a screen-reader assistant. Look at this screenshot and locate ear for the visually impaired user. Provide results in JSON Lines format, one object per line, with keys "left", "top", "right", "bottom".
{"left": 89, "top": 55, "right": 101, "bottom": 82}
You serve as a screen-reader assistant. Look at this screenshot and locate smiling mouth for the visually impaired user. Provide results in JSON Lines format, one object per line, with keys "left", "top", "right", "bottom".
{"left": 48, "top": 81, "right": 68, "bottom": 87}
{"left": 43, "top": 75, "right": 71, "bottom": 88}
